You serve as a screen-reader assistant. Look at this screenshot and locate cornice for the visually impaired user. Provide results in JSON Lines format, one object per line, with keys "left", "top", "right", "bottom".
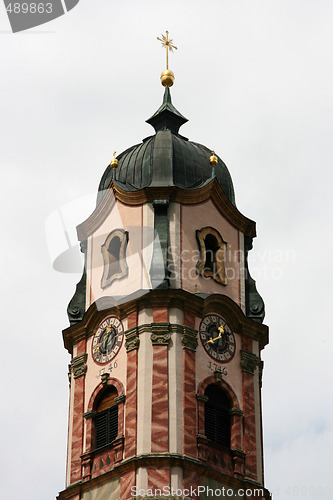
{"left": 125, "top": 323, "right": 198, "bottom": 350}
{"left": 62, "top": 290, "right": 268, "bottom": 354}
{"left": 56, "top": 453, "right": 270, "bottom": 500}
{"left": 77, "top": 187, "right": 116, "bottom": 242}
{"left": 76, "top": 179, "right": 256, "bottom": 241}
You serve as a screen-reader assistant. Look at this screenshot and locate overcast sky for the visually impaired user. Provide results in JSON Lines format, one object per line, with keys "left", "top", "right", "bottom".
{"left": 1, "top": 1, "right": 332, "bottom": 499}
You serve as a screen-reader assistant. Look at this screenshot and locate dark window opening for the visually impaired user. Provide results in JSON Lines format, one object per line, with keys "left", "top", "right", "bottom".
{"left": 107, "top": 236, "right": 121, "bottom": 279}
{"left": 204, "top": 384, "right": 231, "bottom": 448}
{"left": 95, "top": 387, "right": 118, "bottom": 450}
{"left": 204, "top": 234, "right": 219, "bottom": 273}
{"left": 101, "top": 229, "right": 129, "bottom": 289}
{"left": 196, "top": 227, "right": 227, "bottom": 286}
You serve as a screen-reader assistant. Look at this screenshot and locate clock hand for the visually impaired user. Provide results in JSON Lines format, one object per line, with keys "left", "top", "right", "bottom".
{"left": 206, "top": 334, "right": 221, "bottom": 344}
{"left": 218, "top": 325, "right": 224, "bottom": 335}
{"left": 212, "top": 325, "right": 225, "bottom": 341}
{"left": 207, "top": 326, "right": 225, "bottom": 344}
{"left": 204, "top": 325, "right": 225, "bottom": 345}
{"left": 93, "top": 331, "right": 109, "bottom": 353}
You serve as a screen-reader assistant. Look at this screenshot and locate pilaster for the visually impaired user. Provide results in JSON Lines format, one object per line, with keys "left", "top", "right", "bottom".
{"left": 151, "top": 312, "right": 170, "bottom": 452}
{"left": 125, "top": 312, "right": 138, "bottom": 459}
{"left": 69, "top": 341, "right": 86, "bottom": 484}
{"left": 241, "top": 344, "right": 259, "bottom": 481}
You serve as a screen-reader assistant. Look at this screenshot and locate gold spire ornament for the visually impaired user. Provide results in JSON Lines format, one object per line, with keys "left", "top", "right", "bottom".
{"left": 210, "top": 151, "right": 218, "bottom": 166}
{"left": 110, "top": 151, "right": 118, "bottom": 169}
{"left": 157, "top": 30, "right": 177, "bottom": 88}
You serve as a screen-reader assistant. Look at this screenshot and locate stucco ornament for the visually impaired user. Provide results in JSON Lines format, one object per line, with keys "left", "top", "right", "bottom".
{"left": 71, "top": 353, "right": 88, "bottom": 379}
{"left": 125, "top": 327, "right": 140, "bottom": 352}
{"left": 182, "top": 326, "right": 198, "bottom": 351}
{"left": 240, "top": 350, "right": 260, "bottom": 375}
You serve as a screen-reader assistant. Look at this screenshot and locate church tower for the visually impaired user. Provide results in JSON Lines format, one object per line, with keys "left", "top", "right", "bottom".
{"left": 57, "top": 33, "right": 271, "bottom": 500}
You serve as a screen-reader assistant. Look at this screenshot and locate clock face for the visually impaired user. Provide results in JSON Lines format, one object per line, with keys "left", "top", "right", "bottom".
{"left": 92, "top": 316, "right": 124, "bottom": 365}
{"left": 199, "top": 314, "right": 235, "bottom": 362}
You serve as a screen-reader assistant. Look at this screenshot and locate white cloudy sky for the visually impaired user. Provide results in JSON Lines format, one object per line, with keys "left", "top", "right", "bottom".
{"left": 1, "top": 1, "right": 332, "bottom": 499}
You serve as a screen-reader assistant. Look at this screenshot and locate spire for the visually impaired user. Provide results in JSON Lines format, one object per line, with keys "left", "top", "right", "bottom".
{"left": 146, "top": 87, "right": 188, "bottom": 134}
{"left": 157, "top": 30, "right": 177, "bottom": 88}
{"left": 146, "top": 30, "right": 187, "bottom": 133}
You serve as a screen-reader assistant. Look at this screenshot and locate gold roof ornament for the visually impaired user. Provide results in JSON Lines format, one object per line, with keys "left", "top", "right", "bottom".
{"left": 210, "top": 151, "right": 218, "bottom": 166}
{"left": 157, "top": 30, "right": 177, "bottom": 88}
{"left": 110, "top": 151, "right": 118, "bottom": 169}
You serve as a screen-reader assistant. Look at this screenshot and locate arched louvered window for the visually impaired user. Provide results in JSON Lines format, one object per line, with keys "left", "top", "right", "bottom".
{"left": 95, "top": 386, "right": 118, "bottom": 449}
{"left": 204, "top": 384, "right": 231, "bottom": 448}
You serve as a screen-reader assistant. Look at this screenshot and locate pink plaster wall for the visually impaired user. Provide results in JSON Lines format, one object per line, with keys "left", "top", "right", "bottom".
{"left": 84, "top": 324, "right": 127, "bottom": 416}
{"left": 181, "top": 200, "right": 243, "bottom": 307}
{"left": 87, "top": 202, "right": 144, "bottom": 307}
{"left": 195, "top": 315, "right": 243, "bottom": 410}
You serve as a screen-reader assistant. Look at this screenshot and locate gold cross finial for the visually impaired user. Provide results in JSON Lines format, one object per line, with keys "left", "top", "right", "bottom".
{"left": 157, "top": 30, "right": 177, "bottom": 70}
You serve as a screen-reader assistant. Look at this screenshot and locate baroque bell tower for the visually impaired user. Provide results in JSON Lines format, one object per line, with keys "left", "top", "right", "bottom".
{"left": 57, "top": 33, "right": 271, "bottom": 500}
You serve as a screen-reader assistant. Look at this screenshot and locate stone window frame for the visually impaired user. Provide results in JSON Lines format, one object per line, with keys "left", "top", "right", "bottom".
{"left": 94, "top": 386, "right": 119, "bottom": 450}
{"left": 197, "top": 376, "right": 245, "bottom": 479}
{"left": 196, "top": 226, "right": 227, "bottom": 285}
{"left": 84, "top": 378, "right": 125, "bottom": 453}
{"left": 101, "top": 228, "right": 129, "bottom": 289}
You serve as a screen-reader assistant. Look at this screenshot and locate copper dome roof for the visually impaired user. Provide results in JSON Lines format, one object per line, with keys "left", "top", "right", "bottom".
{"left": 97, "top": 88, "right": 235, "bottom": 206}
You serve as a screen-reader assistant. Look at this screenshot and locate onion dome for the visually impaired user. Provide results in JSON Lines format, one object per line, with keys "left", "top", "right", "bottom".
{"left": 97, "top": 88, "right": 236, "bottom": 206}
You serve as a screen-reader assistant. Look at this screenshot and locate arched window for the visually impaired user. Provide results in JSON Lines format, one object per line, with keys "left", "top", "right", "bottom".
{"left": 101, "top": 229, "right": 128, "bottom": 289}
{"left": 95, "top": 386, "right": 118, "bottom": 449}
{"left": 204, "top": 384, "right": 231, "bottom": 448}
{"left": 196, "top": 227, "right": 227, "bottom": 285}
